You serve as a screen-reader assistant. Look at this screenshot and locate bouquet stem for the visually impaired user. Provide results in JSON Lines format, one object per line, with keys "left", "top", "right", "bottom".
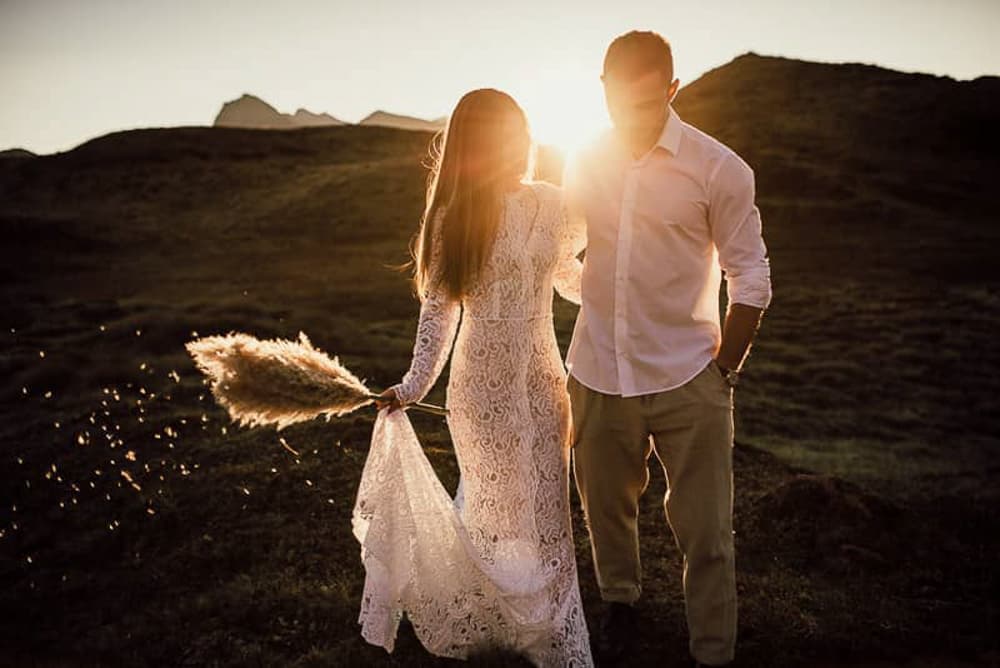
{"left": 366, "top": 392, "right": 449, "bottom": 417}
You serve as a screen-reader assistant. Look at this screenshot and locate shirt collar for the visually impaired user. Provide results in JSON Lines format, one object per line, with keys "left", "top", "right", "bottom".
{"left": 600, "top": 105, "right": 684, "bottom": 160}
{"left": 657, "top": 104, "right": 683, "bottom": 156}
{"left": 606, "top": 104, "right": 683, "bottom": 161}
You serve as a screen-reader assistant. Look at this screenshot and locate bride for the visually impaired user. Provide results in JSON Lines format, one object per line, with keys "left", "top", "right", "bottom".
{"left": 352, "top": 87, "right": 593, "bottom": 666}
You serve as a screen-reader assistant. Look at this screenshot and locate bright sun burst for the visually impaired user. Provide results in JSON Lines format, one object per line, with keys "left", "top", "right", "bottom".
{"left": 517, "top": 73, "right": 609, "bottom": 160}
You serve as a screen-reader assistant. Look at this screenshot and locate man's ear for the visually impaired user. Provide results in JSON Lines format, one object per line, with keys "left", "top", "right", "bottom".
{"left": 668, "top": 78, "right": 680, "bottom": 101}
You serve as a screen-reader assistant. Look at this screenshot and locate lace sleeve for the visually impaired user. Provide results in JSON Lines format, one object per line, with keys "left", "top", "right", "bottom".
{"left": 390, "top": 216, "right": 462, "bottom": 406}
{"left": 552, "top": 190, "right": 585, "bottom": 306}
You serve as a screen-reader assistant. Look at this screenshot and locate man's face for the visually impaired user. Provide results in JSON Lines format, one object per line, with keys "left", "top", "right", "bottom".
{"left": 602, "top": 69, "right": 679, "bottom": 143}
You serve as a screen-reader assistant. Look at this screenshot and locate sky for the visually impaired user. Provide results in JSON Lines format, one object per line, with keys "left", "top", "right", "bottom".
{"left": 1, "top": 0, "right": 998, "bottom": 155}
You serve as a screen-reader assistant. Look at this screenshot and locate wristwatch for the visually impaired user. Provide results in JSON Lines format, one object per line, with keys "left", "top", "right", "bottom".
{"left": 714, "top": 360, "right": 740, "bottom": 388}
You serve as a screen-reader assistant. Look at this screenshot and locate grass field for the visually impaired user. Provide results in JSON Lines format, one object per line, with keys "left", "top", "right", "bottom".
{"left": 1, "top": 55, "right": 998, "bottom": 667}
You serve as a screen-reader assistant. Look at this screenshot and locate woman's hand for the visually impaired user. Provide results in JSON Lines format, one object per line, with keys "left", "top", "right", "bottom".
{"left": 374, "top": 387, "right": 403, "bottom": 414}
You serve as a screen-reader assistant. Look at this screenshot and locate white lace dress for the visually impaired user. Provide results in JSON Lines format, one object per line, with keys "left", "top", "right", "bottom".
{"left": 351, "top": 181, "right": 593, "bottom": 666}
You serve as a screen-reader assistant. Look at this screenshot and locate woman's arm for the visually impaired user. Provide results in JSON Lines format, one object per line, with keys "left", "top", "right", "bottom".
{"left": 552, "top": 187, "right": 585, "bottom": 306}
{"left": 386, "top": 216, "right": 462, "bottom": 408}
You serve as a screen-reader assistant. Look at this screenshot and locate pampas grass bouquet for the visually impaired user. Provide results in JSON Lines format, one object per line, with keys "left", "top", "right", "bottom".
{"left": 185, "top": 331, "right": 448, "bottom": 432}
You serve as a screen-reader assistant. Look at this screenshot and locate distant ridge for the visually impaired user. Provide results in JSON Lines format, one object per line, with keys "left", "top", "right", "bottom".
{"left": 213, "top": 94, "right": 346, "bottom": 129}
{"left": 358, "top": 110, "right": 447, "bottom": 132}
{"left": 212, "top": 94, "right": 445, "bottom": 132}
{"left": 291, "top": 108, "right": 343, "bottom": 127}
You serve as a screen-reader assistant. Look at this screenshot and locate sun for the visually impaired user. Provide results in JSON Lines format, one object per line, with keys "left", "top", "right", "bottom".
{"left": 516, "top": 73, "right": 609, "bottom": 160}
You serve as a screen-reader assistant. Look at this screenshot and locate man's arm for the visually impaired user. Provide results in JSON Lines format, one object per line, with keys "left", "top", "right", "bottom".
{"left": 716, "top": 303, "right": 764, "bottom": 372}
{"left": 708, "top": 153, "right": 773, "bottom": 372}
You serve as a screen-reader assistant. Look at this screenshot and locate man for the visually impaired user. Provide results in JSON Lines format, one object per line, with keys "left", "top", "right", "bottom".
{"left": 562, "top": 30, "right": 773, "bottom": 667}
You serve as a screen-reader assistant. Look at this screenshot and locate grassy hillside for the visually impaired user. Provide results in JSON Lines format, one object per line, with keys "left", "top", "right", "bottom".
{"left": 0, "top": 54, "right": 997, "bottom": 666}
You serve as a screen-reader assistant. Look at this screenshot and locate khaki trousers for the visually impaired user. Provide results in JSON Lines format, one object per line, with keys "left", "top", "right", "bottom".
{"left": 567, "top": 360, "right": 737, "bottom": 666}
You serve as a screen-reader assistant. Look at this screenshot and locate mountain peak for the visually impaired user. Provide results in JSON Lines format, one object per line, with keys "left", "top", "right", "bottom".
{"left": 213, "top": 94, "right": 344, "bottom": 129}
{"left": 359, "top": 110, "right": 445, "bottom": 132}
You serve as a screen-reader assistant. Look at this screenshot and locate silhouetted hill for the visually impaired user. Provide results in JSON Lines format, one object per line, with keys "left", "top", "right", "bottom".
{"left": 674, "top": 53, "right": 999, "bottom": 218}
{"left": 678, "top": 52, "right": 1000, "bottom": 161}
{"left": 0, "top": 148, "right": 36, "bottom": 159}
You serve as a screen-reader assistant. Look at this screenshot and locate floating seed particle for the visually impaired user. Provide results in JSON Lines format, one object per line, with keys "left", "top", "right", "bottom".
{"left": 279, "top": 437, "right": 299, "bottom": 456}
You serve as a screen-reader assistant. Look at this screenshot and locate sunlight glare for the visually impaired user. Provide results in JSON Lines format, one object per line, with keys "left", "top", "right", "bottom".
{"left": 513, "top": 66, "right": 609, "bottom": 160}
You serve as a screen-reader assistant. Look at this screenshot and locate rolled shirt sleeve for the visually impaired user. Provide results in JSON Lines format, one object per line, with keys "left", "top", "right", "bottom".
{"left": 708, "top": 152, "right": 773, "bottom": 310}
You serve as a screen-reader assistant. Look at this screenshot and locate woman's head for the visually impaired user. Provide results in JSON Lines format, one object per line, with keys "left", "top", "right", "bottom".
{"left": 411, "top": 88, "right": 534, "bottom": 301}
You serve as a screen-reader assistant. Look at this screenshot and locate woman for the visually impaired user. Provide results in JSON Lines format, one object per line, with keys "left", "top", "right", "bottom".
{"left": 353, "top": 88, "right": 591, "bottom": 667}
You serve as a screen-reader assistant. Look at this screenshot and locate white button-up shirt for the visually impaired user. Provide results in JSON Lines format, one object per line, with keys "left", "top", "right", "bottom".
{"left": 562, "top": 105, "right": 773, "bottom": 397}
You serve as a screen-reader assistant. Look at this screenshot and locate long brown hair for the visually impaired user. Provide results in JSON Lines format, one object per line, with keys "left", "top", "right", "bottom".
{"left": 409, "top": 89, "right": 534, "bottom": 301}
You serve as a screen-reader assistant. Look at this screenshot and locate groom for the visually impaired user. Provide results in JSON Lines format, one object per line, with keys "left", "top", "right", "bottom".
{"left": 563, "top": 31, "right": 772, "bottom": 667}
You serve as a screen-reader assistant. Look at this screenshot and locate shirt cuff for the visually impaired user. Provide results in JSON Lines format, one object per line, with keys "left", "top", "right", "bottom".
{"left": 726, "top": 272, "right": 773, "bottom": 310}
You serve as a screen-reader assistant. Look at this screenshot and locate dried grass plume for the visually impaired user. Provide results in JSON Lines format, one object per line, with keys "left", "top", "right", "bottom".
{"left": 185, "top": 330, "right": 375, "bottom": 431}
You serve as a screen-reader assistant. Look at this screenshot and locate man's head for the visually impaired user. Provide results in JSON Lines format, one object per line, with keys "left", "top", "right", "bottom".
{"left": 601, "top": 30, "right": 680, "bottom": 148}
